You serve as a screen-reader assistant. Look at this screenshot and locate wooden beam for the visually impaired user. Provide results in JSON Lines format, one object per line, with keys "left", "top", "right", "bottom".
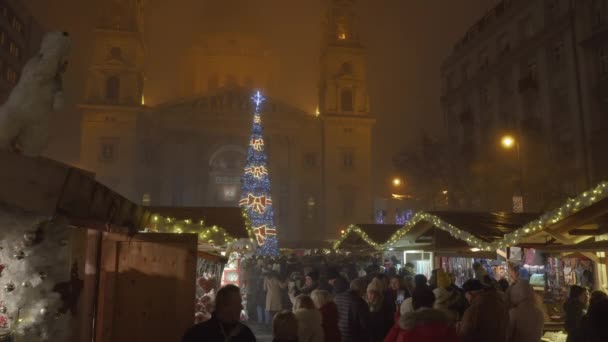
{"left": 569, "top": 229, "right": 603, "bottom": 236}
{"left": 549, "top": 196, "right": 608, "bottom": 234}
{"left": 545, "top": 230, "right": 600, "bottom": 263}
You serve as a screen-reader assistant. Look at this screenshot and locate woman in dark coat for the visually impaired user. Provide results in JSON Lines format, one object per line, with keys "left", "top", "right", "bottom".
{"left": 564, "top": 285, "right": 589, "bottom": 342}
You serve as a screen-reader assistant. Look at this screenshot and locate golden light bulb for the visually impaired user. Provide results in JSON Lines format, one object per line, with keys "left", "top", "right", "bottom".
{"left": 501, "top": 135, "right": 515, "bottom": 149}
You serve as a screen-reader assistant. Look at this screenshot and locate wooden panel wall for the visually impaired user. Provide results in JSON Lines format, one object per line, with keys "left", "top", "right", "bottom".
{"left": 95, "top": 233, "right": 197, "bottom": 342}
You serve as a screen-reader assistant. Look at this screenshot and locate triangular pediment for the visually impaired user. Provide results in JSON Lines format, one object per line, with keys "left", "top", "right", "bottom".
{"left": 152, "top": 86, "right": 311, "bottom": 119}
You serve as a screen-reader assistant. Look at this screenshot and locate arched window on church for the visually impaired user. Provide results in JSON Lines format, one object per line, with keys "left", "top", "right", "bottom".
{"left": 106, "top": 76, "right": 120, "bottom": 102}
{"left": 341, "top": 88, "right": 353, "bottom": 112}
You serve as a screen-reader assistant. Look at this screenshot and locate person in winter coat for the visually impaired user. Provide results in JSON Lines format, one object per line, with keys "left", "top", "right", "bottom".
{"left": 506, "top": 280, "right": 543, "bottom": 342}
{"left": 432, "top": 269, "right": 460, "bottom": 321}
{"left": 384, "top": 285, "right": 460, "bottom": 342}
{"left": 293, "top": 295, "right": 324, "bottom": 342}
{"left": 334, "top": 277, "right": 371, "bottom": 342}
{"left": 564, "top": 285, "right": 589, "bottom": 342}
{"left": 389, "top": 275, "right": 410, "bottom": 308}
{"left": 273, "top": 310, "right": 299, "bottom": 342}
{"left": 400, "top": 274, "right": 428, "bottom": 316}
{"left": 311, "top": 289, "right": 341, "bottom": 342}
{"left": 182, "top": 285, "right": 256, "bottom": 342}
{"left": 367, "top": 278, "right": 393, "bottom": 341}
{"left": 265, "top": 271, "right": 287, "bottom": 325}
{"left": 457, "top": 279, "right": 508, "bottom": 342}
{"left": 569, "top": 295, "right": 608, "bottom": 342}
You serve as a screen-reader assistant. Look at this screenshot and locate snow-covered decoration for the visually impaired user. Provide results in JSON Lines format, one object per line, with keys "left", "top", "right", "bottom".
{"left": 227, "top": 238, "right": 256, "bottom": 258}
{"left": 0, "top": 206, "right": 74, "bottom": 341}
{"left": 0, "top": 31, "right": 71, "bottom": 156}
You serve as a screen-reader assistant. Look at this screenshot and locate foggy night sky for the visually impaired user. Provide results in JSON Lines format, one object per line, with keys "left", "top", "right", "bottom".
{"left": 23, "top": 0, "right": 497, "bottom": 195}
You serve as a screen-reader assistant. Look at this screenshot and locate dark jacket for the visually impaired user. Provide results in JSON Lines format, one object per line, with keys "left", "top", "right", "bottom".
{"left": 369, "top": 304, "right": 393, "bottom": 342}
{"left": 335, "top": 289, "right": 371, "bottom": 342}
{"left": 456, "top": 289, "right": 508, "bottom": 342}
{"left": 182, "top": 315, "right": 257, "bottom": 342}
{"left": 319, "top": 302, "right": 341, "bottom": 342}
{"left": 384, "top": 308, "right": 461, "bottom": 342}
{"left": 564, "top": 299, "right": 586, "bottom": 340}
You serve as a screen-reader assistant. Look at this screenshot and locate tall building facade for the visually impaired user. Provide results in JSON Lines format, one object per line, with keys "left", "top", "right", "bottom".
{"left": 79, "top": 0, "right": 374, "bottom": 243}
{"left": 441, "top": 0, "right": 608, "bottom": 212}
{"left": 0, "top": 0, "right": 43, "bottom": 103}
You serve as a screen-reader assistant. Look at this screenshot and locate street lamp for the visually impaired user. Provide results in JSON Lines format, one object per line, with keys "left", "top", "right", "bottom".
{"left": 501, "top": 135, "right": 516, "bottom": 149}
{"left": 392, "top": 177, "right": 402, "bottom": 187}
{"left": 500, "top": 134, "right": 524, "bottom": 212}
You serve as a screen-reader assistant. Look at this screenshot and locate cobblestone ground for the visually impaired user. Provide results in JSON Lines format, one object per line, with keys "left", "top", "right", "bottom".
{"left": 247, "top": 321, "right": 272, "bottom": 342}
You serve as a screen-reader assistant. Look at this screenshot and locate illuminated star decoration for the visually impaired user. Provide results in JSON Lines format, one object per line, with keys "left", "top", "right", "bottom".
{"left": 252, "top": 90, "right": 265, "bottom": 110}
{"left": 240, "top": 91, "right": 279, "bottom": 256}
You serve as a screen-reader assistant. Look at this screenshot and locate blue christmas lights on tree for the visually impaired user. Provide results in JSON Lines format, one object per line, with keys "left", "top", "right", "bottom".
{"left": 240, "top": 91, "right": 279, "bottom": 256}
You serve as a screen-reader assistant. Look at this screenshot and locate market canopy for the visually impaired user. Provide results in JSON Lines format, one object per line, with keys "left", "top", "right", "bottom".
{"left": 335, "top": 182, "right": 608, "bottom": 259}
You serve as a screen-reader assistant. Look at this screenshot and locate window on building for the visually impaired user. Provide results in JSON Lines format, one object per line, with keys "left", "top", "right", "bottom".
{"left": 342, "top": 150, "right": 355, "bottom": 170}
{"left": 546, "top": 0, "right": 560, "bottom": 20}
{"left": 142, "top": 193, "right": 151, "bottom": 206}
{"left": 519, "top": 17, "right": 535, "bottom": 41}
{"left": 340, "top": 62, "right": 353, "bottom": 75}
{"left": 526, "top": 59, "right": 538, "bottom": 80}
{"left": 341, "top": 88, "right": 353, "bottom": 112}
{"left": 222, "top": 185, "right": 238, "bottom": 202}
{"left": 99, "top": 138, "right": 118, "bottom": 162}
{"left": 208, "top": 74, "right": 219, "bottom": 90}
{"left": 446, "top": 72, "right": 455, "bottom": 90}
{"left": 497, "top": 32, "right": 511, "bottom": 56}
{"left": 11, "top": 17, "right": 22, "bottom": 34}
{"left": 479, "top": 86, "right": 489, "bottom": 107}
{"left": 306, "top": 196, "right": 316, "bottom": 220}
{"left": 105, "top": 76, "right": 120, "bottom": 102}
{"left": 342, "top": 192, "right": 355, "bottom": 219}
{"left": 592, "top": 0, "right": 607, "bottom": 28}
{"left": 6, "top": 68, "right": 17, "bottom": 84}
{"left": 110, "top": 47, "right": 122, "bottom": 60}
{"left": 598, "top": 46, "right": 608, "bottom": 78}
{"left": 462, "top": 62, "right": 470, "bottom": 81}
{"left": 0, "top": 31, "right": 5, "bottom": 46}
{"left": 478, "top": 49, "right": 489, "bottom": 71}
{"left": 8, "top": 41, "right": 19, "bottom": 59}
{"left": 551, "top": 40, "right": 565, "bottom": 70}
{"left": 303, "top": 152, "right": 317, "bottom": 168}
{"left": 1, "top": 6, "right": 8, "bottom": 18}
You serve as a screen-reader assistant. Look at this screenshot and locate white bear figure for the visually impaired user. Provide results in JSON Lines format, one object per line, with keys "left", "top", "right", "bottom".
{"left": 0, "top": 31, "right": 71, "bottom": 156}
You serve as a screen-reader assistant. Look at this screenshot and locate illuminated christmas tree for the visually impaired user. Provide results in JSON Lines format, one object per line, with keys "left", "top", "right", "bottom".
{"left": 240, "top": 91, "right": 279, "bottom": 256}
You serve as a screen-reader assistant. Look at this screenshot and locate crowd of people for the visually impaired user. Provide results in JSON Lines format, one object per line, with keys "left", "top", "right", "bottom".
{"left": 182, "top": 255, "right": 608, "bottom": 342}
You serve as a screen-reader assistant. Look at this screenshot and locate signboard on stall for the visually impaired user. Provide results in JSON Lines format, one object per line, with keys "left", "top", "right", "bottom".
{"left": 512, "top": 195, "right": 524, "bottom": 213}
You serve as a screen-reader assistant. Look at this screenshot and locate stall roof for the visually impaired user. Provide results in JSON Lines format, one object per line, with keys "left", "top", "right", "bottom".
{"left": 335, "top": 182, "right": 608, "bottom": 257}
{"left": 424, "top": 211, "right": 538, "bottom": 242}
{"left": 147, "top": 206, "right": 250, "bottom": 239}
{"left": 335, "top": 213, "right": 536, "bottom": 251}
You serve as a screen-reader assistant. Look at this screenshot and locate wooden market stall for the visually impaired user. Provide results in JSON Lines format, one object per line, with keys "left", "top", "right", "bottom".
{"left": 0, "top": 151, "right": 253, "bottom": 341}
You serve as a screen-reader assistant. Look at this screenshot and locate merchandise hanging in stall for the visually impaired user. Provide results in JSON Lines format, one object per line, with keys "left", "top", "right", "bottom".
{"left": 194, "top": 251, "right": 227, "bottom": 324}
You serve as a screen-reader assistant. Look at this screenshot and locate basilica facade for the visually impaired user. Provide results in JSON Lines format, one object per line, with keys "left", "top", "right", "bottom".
{"left": 79, "top": 0, "right": 374, "bottom": 243}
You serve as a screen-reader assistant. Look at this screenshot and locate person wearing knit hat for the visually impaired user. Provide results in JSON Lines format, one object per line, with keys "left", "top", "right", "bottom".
{"left": 433, "top": 270, "right": 463, "bottom": 322}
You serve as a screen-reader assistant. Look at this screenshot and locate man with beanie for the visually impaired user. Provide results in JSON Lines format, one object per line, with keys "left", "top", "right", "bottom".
{"left": 457, "top": 279, "right": 508, "bottom": 342}
{"left": 433, "top": 270, "right": 465, "bottom": 321}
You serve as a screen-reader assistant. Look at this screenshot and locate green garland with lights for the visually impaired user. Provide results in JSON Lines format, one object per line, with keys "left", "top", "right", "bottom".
{"left": 334, "top": 181, "right": 608, "bottom": 251}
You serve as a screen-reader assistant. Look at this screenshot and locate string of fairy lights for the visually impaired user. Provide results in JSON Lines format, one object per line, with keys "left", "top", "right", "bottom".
{"left": 334, "top": 181, "right": 608, "bottom": 251}
{"left": 145, "top": 208, "right": 256, "bottom": 247}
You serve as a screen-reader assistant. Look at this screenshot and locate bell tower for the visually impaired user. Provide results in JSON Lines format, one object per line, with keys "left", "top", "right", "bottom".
{"left": 319, "top": 0, "right": 369, "bottom": 116}
{"left": 79, "top": 0, "right": 146, "bottom": 201}
{"left": 320, "top": 0, "right": 375, "bottom": 239}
